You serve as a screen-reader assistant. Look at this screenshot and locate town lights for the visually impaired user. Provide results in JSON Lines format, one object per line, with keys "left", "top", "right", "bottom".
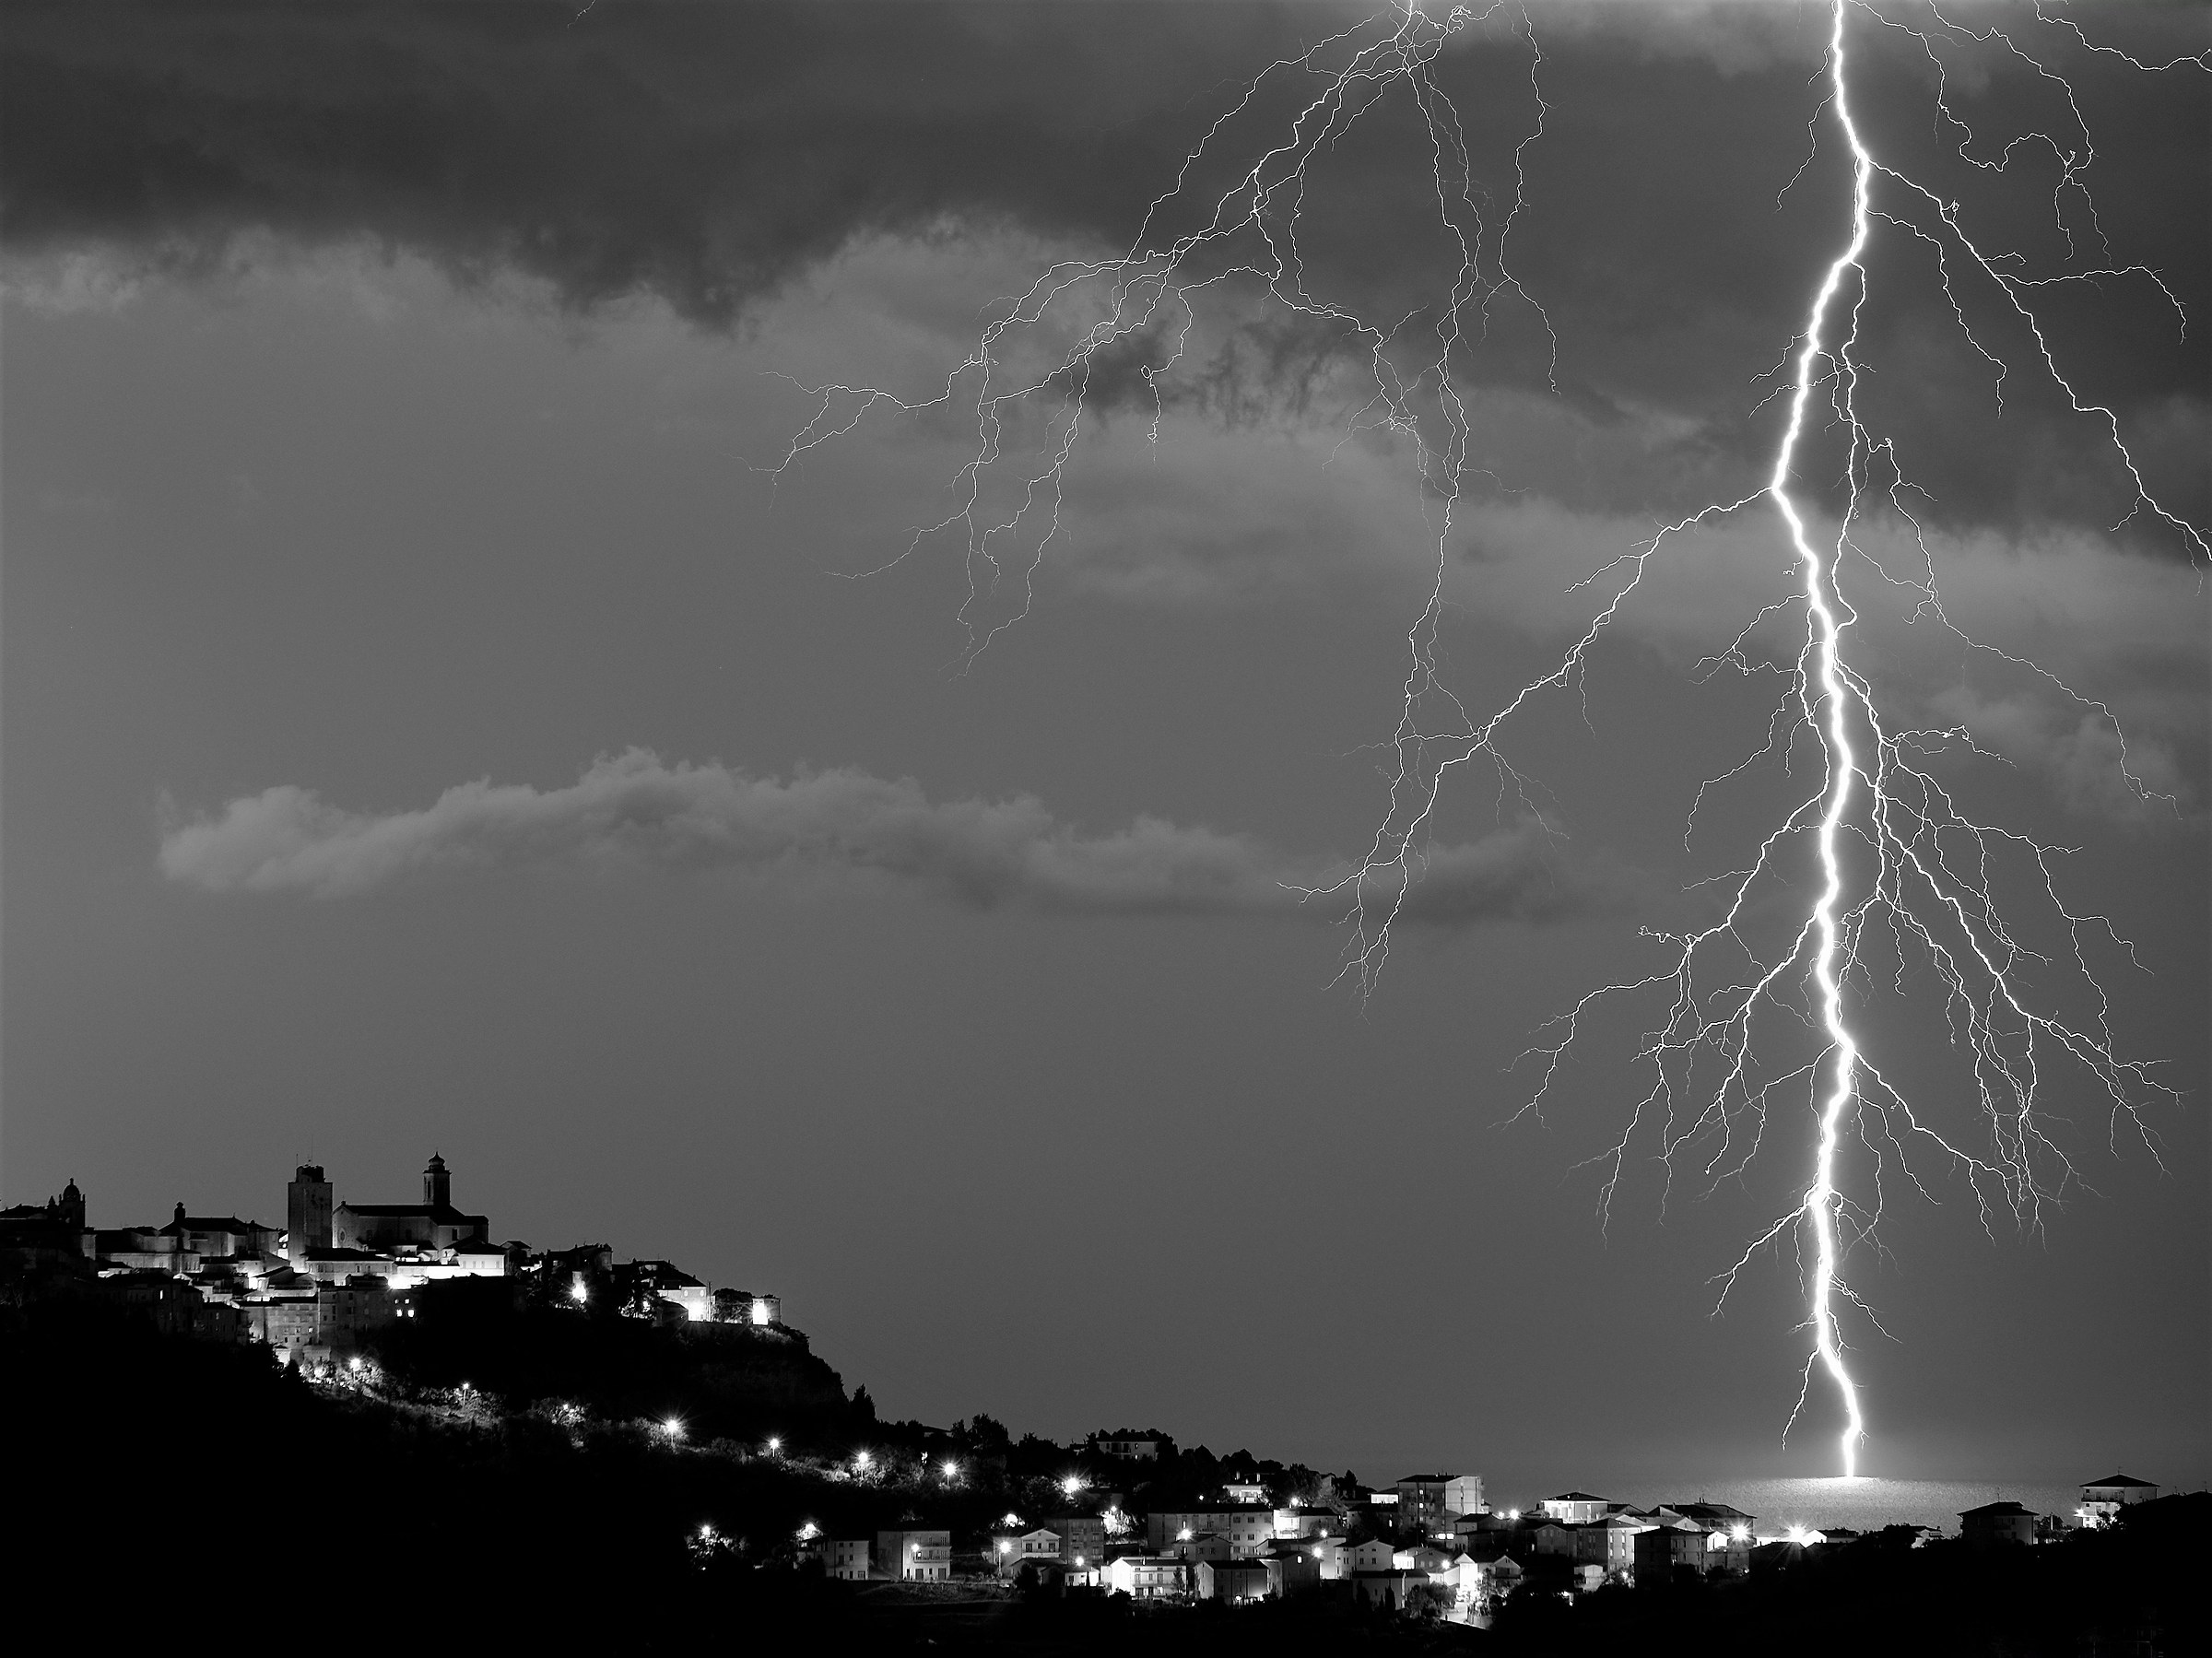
{"left": 1732, "top": 1525, "right": 1751, "bottom": 1543}
{"left": 942, "top": 1460, "right": 960, "bottom": 1480}
{"left": 853, "top": 1450, "right": 873, "bottom": 1471}
{"left": 765, "top": 1437, "right": 782, "bottom": 1454}
{"left": 663, "top": 1417, "right": 686, "bottom": 1441}
{"left": 347, "top": 1356, "right": 362, "bottom": 1372}
{"left": 1061, "top": 1476, "right": 1083, "bottom": 1498}
{"left": 569, "top": 1280, "right": 588, "bottom": 1304}
{"left": 796, "top": 1522, "right": 820, "bottom": 1542}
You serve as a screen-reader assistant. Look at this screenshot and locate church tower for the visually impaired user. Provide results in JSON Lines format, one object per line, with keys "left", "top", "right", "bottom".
{"left": 423, "top": 1154, "right": 451, "bottom": 1211}
{"left": 288, "top": 1164, "right": 333, "bottom": 1265}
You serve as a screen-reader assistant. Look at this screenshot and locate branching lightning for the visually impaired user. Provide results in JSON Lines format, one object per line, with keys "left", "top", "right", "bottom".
{"left": 771, "top": 2, "right": 2206, "bottom": 1475}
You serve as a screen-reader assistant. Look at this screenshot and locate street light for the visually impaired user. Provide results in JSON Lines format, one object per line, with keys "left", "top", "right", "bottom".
{"left": 766, "top": 1436, "right": 782, "bottom": 1455}
{"left": 663, "top": 1416, "right": 686, "bottom": 1441}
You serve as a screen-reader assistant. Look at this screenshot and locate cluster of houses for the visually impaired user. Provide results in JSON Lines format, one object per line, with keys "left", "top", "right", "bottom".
{"left": 0, "top": 1160, "right": 783, "bottom": 1365}
{"left": 801, "top": 1472, "right": 1758, "bottom": 1618}
{"left": 801, "top": 1466, "right": 2171, "bottom": 1620}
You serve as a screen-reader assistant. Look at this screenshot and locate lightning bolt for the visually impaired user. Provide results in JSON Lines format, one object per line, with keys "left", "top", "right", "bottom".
{"left": 771, "top": 3, "right": 2205, "bottom": 1476}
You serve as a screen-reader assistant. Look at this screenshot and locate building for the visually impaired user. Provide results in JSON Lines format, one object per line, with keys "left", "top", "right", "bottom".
{"left": 1348, "top": 1538, "right": 1400, "bottom": 1573}
{"left": 1959, "top": 1500, "right": 2037, "bottom": 1546}
{"left": 1174, "top": 1531, "right": 1233, "bottom": 1563}
{"left": 2077, "top": 1476, "right": 2159, "bottom": 1529}
{"left": 1575, "top": 1513, "right": 1652, "bottom": 1576}
{"left": 1147, "top": 1507, "right": 1274, "bottom": 1558}
{"left": 288, "top": 1165, "right": 334, "bottom": 1264}
{"left": 1106, "top": 1556, "right": 1184, "bottom": 1599}
{"left": 619, "top": 1259, "right": 712, "bottom": 1322}
{"left": 1262, "top": 1546, "right": 1323, "bottom": 1597}
{"left": 1633, "top": 1518, "right": 1712, "bottom": 1580}
{"left": 313, "top": 1275, "right": 418, "bottom": 1350}
{"left": 712, "top": 1288, "right": 782, "bottom": 1326}
{"left": 1272, "top": 1505, "right": 1336, "bottom": 1540}
{"left": 93, "top": 1206, "right": 282, "bottom": 1276}
{"left": 1090, "top": 1431, "right": 1165, "bottom": 1460}
{"left": 1528, "top": 1520, "right": 1580, "bottom": 1556}
{"left": 823, "top": 1539, "right": 871, "bottom": 1581}
{"left": 334, "top": 1155, "right": 491, "bottom": 1253}
{"left": 0, "top": 1181, "right": 89, "bottom": 1265}
{"left": 877, "top": 1528, "right": 952, "bottom": 1582}
{"left": 1395, "top": 1474, "right": 1463, "bottom": 1537}
{"left": 1540, "top": 1491, "right": 1610, "bottom": 1524}
{"left": 992, "top": 1528, "right": 1063, "bottom": 1577}
{"left": 1308, "top": 1535, "right": 1351, "bottom": 1580}
{"left": 1662, "top": 1499, "right": 1756, "bottom": 1539}
{"left": 1195, "top": 1558, "right": 1270, "bottom": 1603}
{"left": 1045, "top": 1514, "right": 1105, "bottom": 1570}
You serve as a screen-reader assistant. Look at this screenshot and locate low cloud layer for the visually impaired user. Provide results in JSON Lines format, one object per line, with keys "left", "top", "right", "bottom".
{"left": 157, "top": 748, "right": 1603, "bottom": 925}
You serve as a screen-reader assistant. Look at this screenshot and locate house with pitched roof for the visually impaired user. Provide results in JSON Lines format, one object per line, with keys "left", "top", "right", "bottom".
{"left": 2077, "top": 1475, "right": 2159, "bottom": 1529}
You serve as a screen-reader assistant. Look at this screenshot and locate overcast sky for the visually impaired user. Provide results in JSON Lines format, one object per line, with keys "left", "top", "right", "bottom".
{"left": 4, "top": 1, "right": 2205, "bottom": 1490}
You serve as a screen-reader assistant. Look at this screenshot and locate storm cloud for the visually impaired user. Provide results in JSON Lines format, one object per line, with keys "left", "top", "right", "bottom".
{"left": 157, "top": 747, "right": 1605, "bottom": 924}
{"left": 6, "top": 2, "right": 2201, "bottom": 544}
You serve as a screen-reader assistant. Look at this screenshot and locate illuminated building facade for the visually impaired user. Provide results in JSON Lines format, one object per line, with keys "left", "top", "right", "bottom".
{"left": 334, "top": 1155, "right": 491, "bottom": 1253}
{"left": 1146, "top": 1506, "right": 1274, "bottom": 1558}
{"left": 2077, "top": 1476, "right": 2159, "bottom": 1529}
{"left": 876, "top": 1528, "right": 952, "bottom": 1582}
{"left": 1104, "top": 1556, "right": 1185, "bottom": 1599}
{"left": 1539, "top": 1491, "right": 1610, "bottom": 1524}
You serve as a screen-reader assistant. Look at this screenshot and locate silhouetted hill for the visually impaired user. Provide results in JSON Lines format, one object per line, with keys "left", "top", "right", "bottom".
{"left": 366, "top": 1276, "right": 861, "bottom": 1442}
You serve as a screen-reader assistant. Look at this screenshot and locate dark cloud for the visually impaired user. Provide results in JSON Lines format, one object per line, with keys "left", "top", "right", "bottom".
{"left": 0, "top": 0, "right": 1304, "bottom": 324}
{"left": 3, "top": 1, "right": 2202, "bottom": 544}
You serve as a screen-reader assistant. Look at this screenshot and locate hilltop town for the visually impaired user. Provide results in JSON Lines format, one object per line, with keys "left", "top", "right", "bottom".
{"left": 3, "top": 1163, "right": 2195, "bottom": 1652}
{"left": 1, "top": 1156, "right": 782, "bottom": 1355}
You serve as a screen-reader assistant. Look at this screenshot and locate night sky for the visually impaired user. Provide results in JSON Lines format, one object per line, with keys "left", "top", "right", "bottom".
{"left": 4, "top": 2, "right": 2204, "bottom": 1490}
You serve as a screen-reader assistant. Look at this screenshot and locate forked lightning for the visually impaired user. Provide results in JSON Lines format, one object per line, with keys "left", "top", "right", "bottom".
{"left": 772, "top": 2, "right": 2206, "bottom": 1475}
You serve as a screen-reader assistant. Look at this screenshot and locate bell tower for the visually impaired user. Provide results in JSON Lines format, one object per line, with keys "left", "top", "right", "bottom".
{"left": 423, "top": 1153, "right": 451, "bottom": 1211}
{"left": 287, "top": 1164, "right": 332, "bottom": 1264}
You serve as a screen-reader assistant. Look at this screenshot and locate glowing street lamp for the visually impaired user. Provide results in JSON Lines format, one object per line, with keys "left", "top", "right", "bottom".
{"left": 1060, "top": 1475, "right": 1084, "bottom": 1498}
{"left": 765, "top": 1436, "right": 782, "bottom": 1455}
{"left": 663, "top": 1416, "right": 687, "bottom": 1441}
{"left": 942, "top": 1459, "right": 960, "bottom": 1481}
{"left": 853, "top": 1450, "right": 873, "bottom": 1472}
{"left": 569, "top": 1279, "right": 589, "bottom": 1305}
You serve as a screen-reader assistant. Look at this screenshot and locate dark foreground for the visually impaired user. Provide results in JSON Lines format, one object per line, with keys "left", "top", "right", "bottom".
{"left": 4, "top": 1301, "right": 2196, "bottom": 1655}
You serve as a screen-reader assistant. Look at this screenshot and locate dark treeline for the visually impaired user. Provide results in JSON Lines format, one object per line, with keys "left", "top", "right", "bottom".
{"left": 5, "top": 1296, "right": 2198, "bottom": 1654}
